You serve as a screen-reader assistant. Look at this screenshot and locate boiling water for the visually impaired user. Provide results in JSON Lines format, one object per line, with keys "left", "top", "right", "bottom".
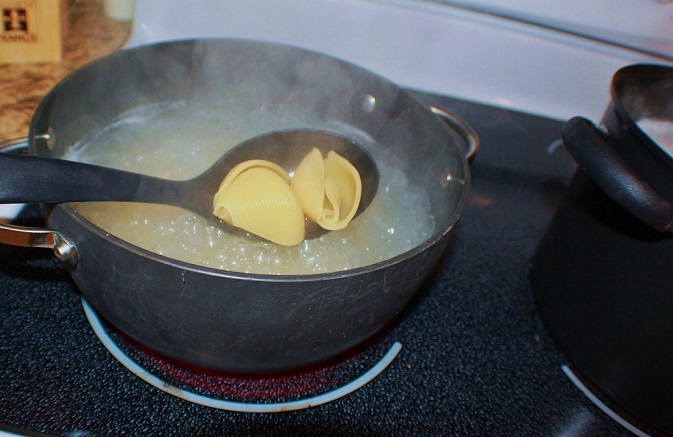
{"left": 67, "top": 102, "right": 436, "bottom": 275}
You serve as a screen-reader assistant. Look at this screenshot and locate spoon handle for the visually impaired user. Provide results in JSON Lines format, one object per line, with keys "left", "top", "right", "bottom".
{"left": 0, "top": 153, "right": 179, "bottom": 205}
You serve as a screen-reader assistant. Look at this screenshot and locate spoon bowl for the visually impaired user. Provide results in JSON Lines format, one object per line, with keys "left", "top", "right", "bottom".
{"left": 0, "top": 130, "right": 379, "bottom": 241}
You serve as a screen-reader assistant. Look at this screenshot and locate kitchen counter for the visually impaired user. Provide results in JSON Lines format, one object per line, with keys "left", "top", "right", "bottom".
{"left": 0, "top": 0, "right": 132, "bottom": 141}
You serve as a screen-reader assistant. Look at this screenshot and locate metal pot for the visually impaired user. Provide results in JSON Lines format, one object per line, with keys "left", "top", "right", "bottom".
{"left": 531, "top": 64, "right": 673, "bottom": 433}
{"left": 0, "top": 39, "right": 475, "bottom": 373}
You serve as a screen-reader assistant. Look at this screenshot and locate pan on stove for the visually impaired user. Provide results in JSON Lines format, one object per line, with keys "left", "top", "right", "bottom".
{"left": 0, "top": 39, "right": 476, "bottom": 373}
{"left": 532, "top": 63, "right": 673, "bottom": 434}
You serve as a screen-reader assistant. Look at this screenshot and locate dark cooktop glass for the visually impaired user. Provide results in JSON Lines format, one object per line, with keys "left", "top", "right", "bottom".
{"left": 0, "top": 92, "right": 641, "bottom": 436}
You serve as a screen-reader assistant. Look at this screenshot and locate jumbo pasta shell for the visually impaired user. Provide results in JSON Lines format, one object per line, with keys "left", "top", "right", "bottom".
{"left": 213, "top": 160, "right": 305, "bottom": 246}
{"left": 291, "top": 148, "right": 362, "bottom": 230}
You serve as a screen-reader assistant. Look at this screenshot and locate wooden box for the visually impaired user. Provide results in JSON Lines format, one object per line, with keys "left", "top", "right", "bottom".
{"left": 0, "top": 0, "right": 68, "bottom": 63}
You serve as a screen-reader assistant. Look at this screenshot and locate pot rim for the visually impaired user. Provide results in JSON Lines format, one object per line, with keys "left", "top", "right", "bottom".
{"left": 611, "top": 63, "right": 673, "bottom": 166}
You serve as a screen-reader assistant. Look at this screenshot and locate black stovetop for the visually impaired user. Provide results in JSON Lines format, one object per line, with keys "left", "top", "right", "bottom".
{"left": 0, "top": 92, "right": 641, "bottom": 436}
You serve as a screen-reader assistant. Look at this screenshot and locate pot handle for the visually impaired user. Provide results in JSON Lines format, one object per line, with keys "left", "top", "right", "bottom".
{"left": 429, "top": 106, "right": 479, "bottom": 162}
{"left": 0, "top": 137, "right": 78, "bottom": 264}
{"left": 562, "top": 116, "right": 673, "bottom": 233}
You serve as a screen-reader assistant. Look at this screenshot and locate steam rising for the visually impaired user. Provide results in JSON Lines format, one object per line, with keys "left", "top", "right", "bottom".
{"left": 54, "top": 39, "right": 467, "bottom": 274}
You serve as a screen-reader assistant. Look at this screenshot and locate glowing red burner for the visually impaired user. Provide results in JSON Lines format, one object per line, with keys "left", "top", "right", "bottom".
{"left": 121, "top": 331, "right": 367, "bottom": 402}
{"left": 83, "top": 298, "right": 401, "bottom": 411}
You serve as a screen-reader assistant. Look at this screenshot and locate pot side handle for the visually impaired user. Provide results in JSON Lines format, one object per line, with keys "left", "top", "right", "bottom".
{"left": 0, "top": 221, "right": 77, "bottom": 264}
{"left": 429, "top": 106, "right": 479, "bottom": 163}
{"left": 562, "top": 116, "right": 673, "bottom": 233}
{"left": 0, "top": 137, "right": 78, "bottom": 264}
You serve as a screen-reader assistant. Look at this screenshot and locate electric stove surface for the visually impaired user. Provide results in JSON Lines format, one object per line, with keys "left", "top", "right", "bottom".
{"left": 0, "top": 93, "right": 649, "bottom": 436}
